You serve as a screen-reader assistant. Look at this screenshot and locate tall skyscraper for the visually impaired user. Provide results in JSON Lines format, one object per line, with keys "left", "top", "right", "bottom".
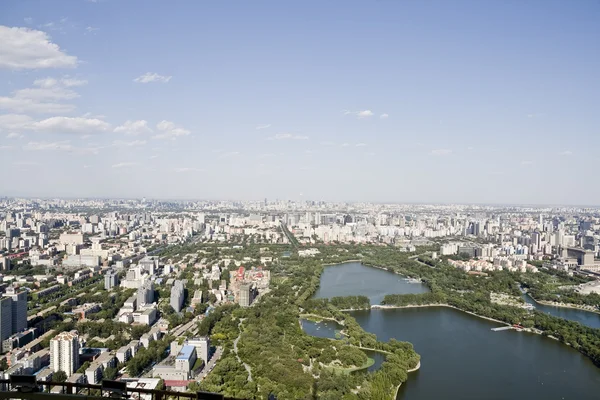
{"left": 137, "top": 280, "right": 154, "bottom": 307}
{"left": 170, "top": 280, "right": 185, "bottom": 312}
{"left": 0, "top": 297, "right": 12, "bottom": 342}
{"left": 50, "top": 331, "right": 80, "bottom": 376}
{"left": 104, "top": 271, "right": 119, "bottom": 290}
{"left": 7, "top": 289, "right": 27, "bottom": 333}
{"left": 239, "top": 284, "right": 253, "bottom": 307}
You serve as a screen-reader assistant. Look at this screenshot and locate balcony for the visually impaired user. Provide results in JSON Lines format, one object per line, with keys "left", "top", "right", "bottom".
{"left": 0, "top": 377, "right": 240, "bottom": 400}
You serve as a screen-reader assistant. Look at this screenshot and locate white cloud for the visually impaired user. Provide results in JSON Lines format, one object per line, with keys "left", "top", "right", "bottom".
{"left": 344, "top": 109, "right": 375, "bottom": 118}
{"left": 341, "top": 143, "right": 350, "bottom": 147}
{"left": 24, "top": 17, "right": 33, "bottom": 24}
{"left": 24, "top": 140, "right": 73, "bottom": 151}
{"left": 0, "top": 77, "right": 86, "bottom": 114}
{"left": 112, "top": 140, "right": 147, "bottom": 147}
{"left": 257, "top": 153, "right": 276, "bottom": 159}
{"left": 430, "top": 149, "right": 453, "bottom": 156}
{"left": 6, "top": 132, "right": 23, "bottom": 139}
{"left": 174, "top": 167, "right": 204, "bottom": 173}
{"left": 559, "top": 150, "right": 573, "bottom": 156}
{"left": 0, "top": 145, "right": 13, "bottom": 150}
{"left": 0, "top": 114, "right": 34, "bottom": 131}
{"left": 0, "top": 26, "right": 78, "bottom": 69}
{"left": 149, "top": 155, "right": 159, "bottom": 159}
{"left": 81, "top": 112, "right": 105, "bottom": 119}
{"left": 85, "top": 26, "right": 99, "bottom": 34}
{"left": 269, "top": 133, "right": 308, "bottom": 140}
{"left": 366, "top": 152, "right": 376, "bottom": 156}
{"left": 357, "top": 110, "right": 374, "bottom": 118}
{"left": 521, "top": 160, "right": 534, "bottom": 165}
{"left": 114, "top": 120, "right": 152, "bottom": 135}
{"left": 60, "top": 77, "right": 88, "bottom": 87}
{"left": 133, "top": 72, "right": 172, "bottom": 83}
{"left": 23, "top": 140, "right": 103, "bottom": 155}
{"left": 152, "top": 120, "right": 190, "bottom": 140}
{"left": 112, "top": 162, "right": 138, "bottom": 169}
{"left": 380, "top": 113, "right": 389, "bottom": 119}
{"left": 30, "top": 116, "right": 110, "bottom": 134}
{"left": 256, "top": 124, "right": 271, "bottom": 130}
{"left": 355, "top": 143, "right": 367, "bottom": 147}
{"left": 0, "top": 96, "right": 76, "bottom": 114}
{"left": 319, "top": 141, "right": 335, "bottom": 146}
{"left": 14, "top": 86, "right": 79, "bottom": 101}
{"left": 33, "top": 78, "right": 58, "bottom": 88}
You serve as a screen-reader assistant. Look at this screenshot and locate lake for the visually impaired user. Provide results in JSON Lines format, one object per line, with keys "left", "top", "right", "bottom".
{"left": 300, "top": 318, "right": 386, "bottom": 373}
{"left": 315, "top": 262, "right": 600, "bottom": 400}
{"left": 521, "top": 292, "right": 600, "bottom": 329}
{"left": 313, "top": 261, "right": 429, "bottom": 305}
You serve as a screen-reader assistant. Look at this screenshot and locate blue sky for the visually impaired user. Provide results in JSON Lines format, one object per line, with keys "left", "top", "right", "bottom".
{"left": 0, "top": 0, "right": 599, "bottom": 204}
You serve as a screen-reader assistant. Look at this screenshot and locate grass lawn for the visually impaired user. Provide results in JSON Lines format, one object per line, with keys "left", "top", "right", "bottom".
{"left": 325, "top": 357, "right": 375, "bottom": 375}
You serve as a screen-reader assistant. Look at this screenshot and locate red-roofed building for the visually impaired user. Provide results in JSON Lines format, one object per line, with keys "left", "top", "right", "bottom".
{"left": 163, "top": 380, "right": 191, "bottom": 390}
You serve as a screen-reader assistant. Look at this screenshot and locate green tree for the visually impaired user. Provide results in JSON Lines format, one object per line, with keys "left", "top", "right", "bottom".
{"left": 53, "top": 370, "right": 68, "bottom": 383}
{"left": 76, "top": 361, "right": 90, "bottom": 373}
{"left": 103, "top": 366, "right": 118, "bottom": 381}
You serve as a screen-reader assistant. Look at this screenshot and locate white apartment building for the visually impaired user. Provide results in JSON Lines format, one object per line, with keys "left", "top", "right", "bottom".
{"left": 50, "top": 331, "right": 80, "bottom": 376}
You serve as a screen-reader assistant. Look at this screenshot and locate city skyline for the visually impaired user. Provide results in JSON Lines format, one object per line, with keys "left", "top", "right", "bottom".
{"left": 1, "top": 1, "right": 599, "bottom": 204}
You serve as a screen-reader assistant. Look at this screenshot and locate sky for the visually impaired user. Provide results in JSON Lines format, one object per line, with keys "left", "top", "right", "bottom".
{"left": 0, "top": 0, "right": 599, "bottom": 205}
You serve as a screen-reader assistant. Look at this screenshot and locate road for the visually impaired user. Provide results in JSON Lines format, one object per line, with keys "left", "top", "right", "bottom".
{"left": 233, "top": 318, "right": 253, "bottom": 382}
{"left": 195, "top": 346, "right": 223, "bottom": 381}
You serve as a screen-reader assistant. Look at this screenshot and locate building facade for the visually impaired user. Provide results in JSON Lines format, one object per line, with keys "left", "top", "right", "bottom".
{"left": 50, "top": 331, "right": 80, "bottom": 376}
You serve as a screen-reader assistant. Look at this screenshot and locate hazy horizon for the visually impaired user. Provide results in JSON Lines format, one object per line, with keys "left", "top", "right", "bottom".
{"left": 1, "top": 1, "right": 598, "bottom": 204}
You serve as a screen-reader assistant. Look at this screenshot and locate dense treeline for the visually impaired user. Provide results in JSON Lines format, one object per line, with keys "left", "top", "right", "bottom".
{"left": 330, "top": 295, "right": 371, "bottom": 310}
{"left": 126, "top": 336, "right": 172, "bottom": 376}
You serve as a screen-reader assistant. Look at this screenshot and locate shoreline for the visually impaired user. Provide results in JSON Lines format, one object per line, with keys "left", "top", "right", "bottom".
{"left": 322, "top": 259, "right": 362, "bottom": 267}
{"left": 394, "top": 361, "right": 421, "bottom": 399}
{"left": 371, "top": 304, "right": 510, "bottom": 326}
{"left": 526, "top": 294, "right": 600, "bottom": 315}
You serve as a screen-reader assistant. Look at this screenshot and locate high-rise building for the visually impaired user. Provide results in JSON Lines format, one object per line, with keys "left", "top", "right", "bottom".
{"left": 137, "top": 280, "right": 154, "bottom": 307}
{"left": 170, "top": 280, "right": 185, "bottom": 312}
{"left": 6, "top": 289, "right": 27, "bottom": 333}
{"left": 105, "top": 271, "right": 119, "bottom": 290}
{"left": 239, "top": 284, "right": 252, "bottom": 307}
{"left": 0, "top": 297, "right": 12, "bottom": 342}
{"left": 50, "top": 331, "right": 80, "bottom": 376}
{"left": 0, "top": 257, "right": 10, "bottom": 271}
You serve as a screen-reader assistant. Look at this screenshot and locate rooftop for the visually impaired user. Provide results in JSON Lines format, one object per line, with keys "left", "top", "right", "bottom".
{"left": 176, "top": 345, "right": 195, "bottom": 361}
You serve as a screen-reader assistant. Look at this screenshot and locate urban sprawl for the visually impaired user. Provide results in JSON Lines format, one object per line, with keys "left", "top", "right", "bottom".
{"left": 0, "top": 198, "right": 599, "bottom": 393}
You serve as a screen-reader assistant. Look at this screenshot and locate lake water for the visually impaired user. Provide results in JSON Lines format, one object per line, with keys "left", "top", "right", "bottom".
{"left": 300, "top": 318, "right": 386, "bottom": 373}
{"left": 522, "top": 292, "right": 600, "bottom": 329}
{"left": 315, "top": 262, "right": 600, "bottom": 400}
{"left": 313, "top": 261, "right": 429, "bottom": 305}
{"left": 301, "top": 319, "right": 344, "bottom": 340}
